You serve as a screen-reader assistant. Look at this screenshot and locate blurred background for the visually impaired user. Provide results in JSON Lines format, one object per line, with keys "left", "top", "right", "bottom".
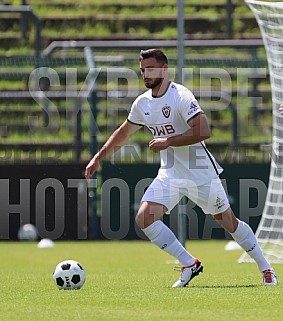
{"left": 0, "top": 0, "right": 273, "bottom": 241}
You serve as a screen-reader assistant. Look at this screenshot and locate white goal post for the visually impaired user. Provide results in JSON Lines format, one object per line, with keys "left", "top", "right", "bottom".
{"left": 239, "top": 0, "right": 283, "bottom": 263}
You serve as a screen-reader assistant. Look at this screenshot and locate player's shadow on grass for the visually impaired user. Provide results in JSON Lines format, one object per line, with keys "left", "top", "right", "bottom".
{"left": 190, "top": 284, "right": 258, "bottom": 289}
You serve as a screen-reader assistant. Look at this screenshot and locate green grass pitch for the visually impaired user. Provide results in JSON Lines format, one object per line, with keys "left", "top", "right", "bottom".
{"left": 1, "top": 240, "right": 283, "bottom": 321}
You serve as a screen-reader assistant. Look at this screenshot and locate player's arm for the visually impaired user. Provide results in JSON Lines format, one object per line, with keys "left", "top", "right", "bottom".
{"left": 85, "top": 120, "right": 141, "bottom": 181}
{"left": 149, "top": 112, "right": 211, "bottom": 152}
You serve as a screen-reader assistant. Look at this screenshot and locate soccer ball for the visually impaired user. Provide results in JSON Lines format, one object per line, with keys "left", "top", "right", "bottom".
{"left": 53, "top": 260, "right": 86, "bottom": 290}
{"left": 18, "top": 224, "right": 38, "bottom": 241}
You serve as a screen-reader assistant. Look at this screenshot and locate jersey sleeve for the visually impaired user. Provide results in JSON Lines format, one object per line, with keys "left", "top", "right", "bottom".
{"left": 179, "top": 88, "right": 204, "bottom": 123}
{"left": 127, "top": 99, "right": 145, "bottom": 126}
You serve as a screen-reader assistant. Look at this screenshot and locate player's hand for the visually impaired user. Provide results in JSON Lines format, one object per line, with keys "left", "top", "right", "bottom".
{"left": 279, "top": 104, "right": 283, "bottom": 115}
{"left": 148, "top": 138, "right": 169, "bottom": 152}
{"left": 85, "top": 157, "right": 100, "bottom": 183}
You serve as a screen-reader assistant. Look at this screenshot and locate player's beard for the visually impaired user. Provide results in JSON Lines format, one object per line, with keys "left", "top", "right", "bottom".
{"left": 144, "top": 77, "right": 163, "bottom": 89}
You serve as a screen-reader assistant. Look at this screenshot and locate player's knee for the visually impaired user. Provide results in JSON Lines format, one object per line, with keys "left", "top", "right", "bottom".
{"left": 213, "top": 207, "right": 238, "bottom": 233}
{"left": 135, "top": 205, "right": 154, "bottom": 229}
{"left": 135, "top": 201, "right": 167, "bottom": 229}
{"left": 135, "top": 202, "right": 151, "bottom": 228}
{"left": 135, "top": 211, "right": 147, "bottom": 229}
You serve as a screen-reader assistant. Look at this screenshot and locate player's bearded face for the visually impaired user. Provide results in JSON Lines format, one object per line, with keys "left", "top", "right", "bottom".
{"left": 144, "top": 75, "right": 163, "bottom": 89}
{"left": 140, "top": 59, "right": 165, "bottom": 89}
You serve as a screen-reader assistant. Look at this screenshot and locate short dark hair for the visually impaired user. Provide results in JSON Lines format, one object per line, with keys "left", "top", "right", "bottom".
{"left": 139, "top": 49, "right": 168, "bottom": 65}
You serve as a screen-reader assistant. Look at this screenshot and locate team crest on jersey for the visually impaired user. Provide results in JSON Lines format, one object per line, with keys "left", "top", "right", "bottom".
{"left": 162, "top": 105, "right": 171, "bottom": 118}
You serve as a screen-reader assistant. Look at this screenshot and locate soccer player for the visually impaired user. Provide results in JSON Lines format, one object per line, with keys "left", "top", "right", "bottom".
{"left": 85, "top": 49, "right": 277, "bottom": 287}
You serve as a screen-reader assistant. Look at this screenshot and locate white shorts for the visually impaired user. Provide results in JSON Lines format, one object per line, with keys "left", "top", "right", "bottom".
{"left": 141, "top": 177, "right": 230, "bottom": 215}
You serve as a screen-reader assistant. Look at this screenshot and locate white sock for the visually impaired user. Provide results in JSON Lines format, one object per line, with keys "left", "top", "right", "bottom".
{"left": 142, "top": 220, "right": 195, "bottom": 266}
{"left": 231, "top": 220, "right": 271, "bottom": 271}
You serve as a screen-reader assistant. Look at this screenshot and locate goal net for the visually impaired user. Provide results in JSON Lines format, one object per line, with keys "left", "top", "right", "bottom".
{"left": 238, "top": 1, "right": 283, "bottom": 263}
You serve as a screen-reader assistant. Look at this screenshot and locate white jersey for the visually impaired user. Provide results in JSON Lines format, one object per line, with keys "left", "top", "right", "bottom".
{"left": 127, "top": 81, "right": 223, "bottom": 185}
